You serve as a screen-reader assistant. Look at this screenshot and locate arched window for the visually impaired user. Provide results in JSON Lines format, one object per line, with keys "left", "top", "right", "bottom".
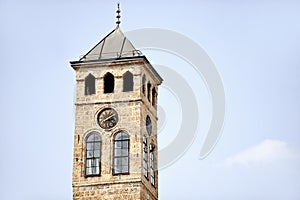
{"left": 142, "top": 75, "right": 146, "bottom": 95}
{"left": 147, "top": 82, "right": 151, "bottom": 102}
{"left": 104, "top": 72, "right": 114, "bottom": 93}
{"left": 113, "top": 132, "right": 129, "bottom": 175}
{"left": 143, "top": 136, "right": 148, "bottom": 178}
{"left": 149, "top": 144, "right": 155, "bottom": 186}
{"left": 85, "top": 74, "right": 95, "bottom": 95}
{"left": 152, "top": 87, "right": 156, "bottom": 106}
{"left": 85, "top": 132, "right": 101, "bottom": 177}
{"left": 123, "top": 71, "right": 133, "bottom": 92}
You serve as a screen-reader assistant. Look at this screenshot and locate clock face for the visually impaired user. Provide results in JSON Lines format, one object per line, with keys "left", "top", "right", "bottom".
{"left": 97, "top": 108, "right": 118, "bottom": 129}
{"left": 146, "top": 115, "right": 152, "bottom": 136}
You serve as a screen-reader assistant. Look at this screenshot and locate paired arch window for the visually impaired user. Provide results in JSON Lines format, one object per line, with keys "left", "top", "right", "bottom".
{"left": 85, "top": 74, "right": 95, "bottom": 95}
{"left": 123, "top": 71, "right": 133, "bottom": 92}
{"left": 143, "top": 77, "right": 156, "bottom": 107}
{"left": 104, "top": 72, "right": 114, "bottom": 93}
{"left": 150, "top": 144, "right": 155, "bottom": 186}
{"left": 85, "top": 132, "right": 101, "bottom": 176}
{"left": 84, "top": 131, "right": 130, "bottom": 177}
{"left": 113, "top": 132, "right": 130, "bottom": 175}
{"left": 84, "top": 132, "right": 154, "bottom": 182}
{"left": 143, "top": 136, "right": 148, "bottom": 178}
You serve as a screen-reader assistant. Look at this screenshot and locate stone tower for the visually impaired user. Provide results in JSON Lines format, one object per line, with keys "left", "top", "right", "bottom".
{"left": 70, "top": 5, "right": 163, "bottom": 200}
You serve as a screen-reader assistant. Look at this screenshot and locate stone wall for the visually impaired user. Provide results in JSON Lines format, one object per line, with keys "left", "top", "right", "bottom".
{"left": 73, "top": 181, "right": 141, "bottom": 200}
{"left": 73, "top": 181, "right": 157, "bottom": 200}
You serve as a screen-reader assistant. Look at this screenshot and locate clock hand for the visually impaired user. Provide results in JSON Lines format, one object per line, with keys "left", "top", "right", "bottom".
{"left": 102, "top": 114, "right": 116, "bottom": 122}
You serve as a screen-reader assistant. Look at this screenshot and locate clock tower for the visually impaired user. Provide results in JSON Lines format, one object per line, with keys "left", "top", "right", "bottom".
{"left": 70, "top": 4, "right": 163, "bottom": 200}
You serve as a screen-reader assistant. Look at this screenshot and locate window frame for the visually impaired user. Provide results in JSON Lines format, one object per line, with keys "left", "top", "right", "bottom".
{"left": 147, "top": 82, "right": 151, "bottom": 102}
{"left": 149, "top": 144, "right": 155, "bottom": 186}
{"left": 85, "top": 132, "right": 102, "bottom": 177}
{"left": 84, "top": 73, "right": 96, "bottom": 95}
{"left": 143, "top": 136, "right": 148, "bottom": 178}
{"left": 142, "top": 75, "right": 146, "bottom": 95}
{"left": 123, "top": 71, "right": 134, "bottom": 92}
{"left": 104, "top": 72, "right": 115, "bottom": 93}
{"left": 113, "top": 131, "right": 130, "bottom": 175}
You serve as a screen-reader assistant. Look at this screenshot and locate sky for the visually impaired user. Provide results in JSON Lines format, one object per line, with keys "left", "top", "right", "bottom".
{"left": 1, "top": 0, "right": 300, "bottom": 199}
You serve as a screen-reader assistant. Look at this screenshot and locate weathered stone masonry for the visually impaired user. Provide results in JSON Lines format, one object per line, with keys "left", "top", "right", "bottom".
{"left": 70, "top": 29, "right": 162, "bottom": 200}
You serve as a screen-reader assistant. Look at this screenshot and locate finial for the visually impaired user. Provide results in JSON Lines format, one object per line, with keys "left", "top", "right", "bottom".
{"left": 116, "top": 3, "right": 121, "bottom": 26}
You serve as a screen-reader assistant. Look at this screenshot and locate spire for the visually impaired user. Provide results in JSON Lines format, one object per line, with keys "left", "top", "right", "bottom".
{"left": 78, "top": 3, "right": 144, "bottom": 61}
{"left": 116, "top": 3, "right": 121, "bottom": 27}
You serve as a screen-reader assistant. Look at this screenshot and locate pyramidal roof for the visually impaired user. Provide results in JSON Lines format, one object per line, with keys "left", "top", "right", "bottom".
{"left": 80, "top": 26, "right": 141, "bottom": 61}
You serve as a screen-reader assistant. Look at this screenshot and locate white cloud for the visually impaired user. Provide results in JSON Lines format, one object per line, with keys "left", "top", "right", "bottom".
{"left": 225, "top": 139, "right": 296, "bottom": 167}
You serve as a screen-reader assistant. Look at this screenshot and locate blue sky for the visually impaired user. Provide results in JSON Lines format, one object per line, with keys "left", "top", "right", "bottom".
{"left": 1, "top": 1, "right": 300, "bottom": 199}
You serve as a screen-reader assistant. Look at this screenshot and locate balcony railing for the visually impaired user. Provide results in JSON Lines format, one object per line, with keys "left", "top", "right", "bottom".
{"left": 80, "top": 50, "right": 143, "bottom": 61}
